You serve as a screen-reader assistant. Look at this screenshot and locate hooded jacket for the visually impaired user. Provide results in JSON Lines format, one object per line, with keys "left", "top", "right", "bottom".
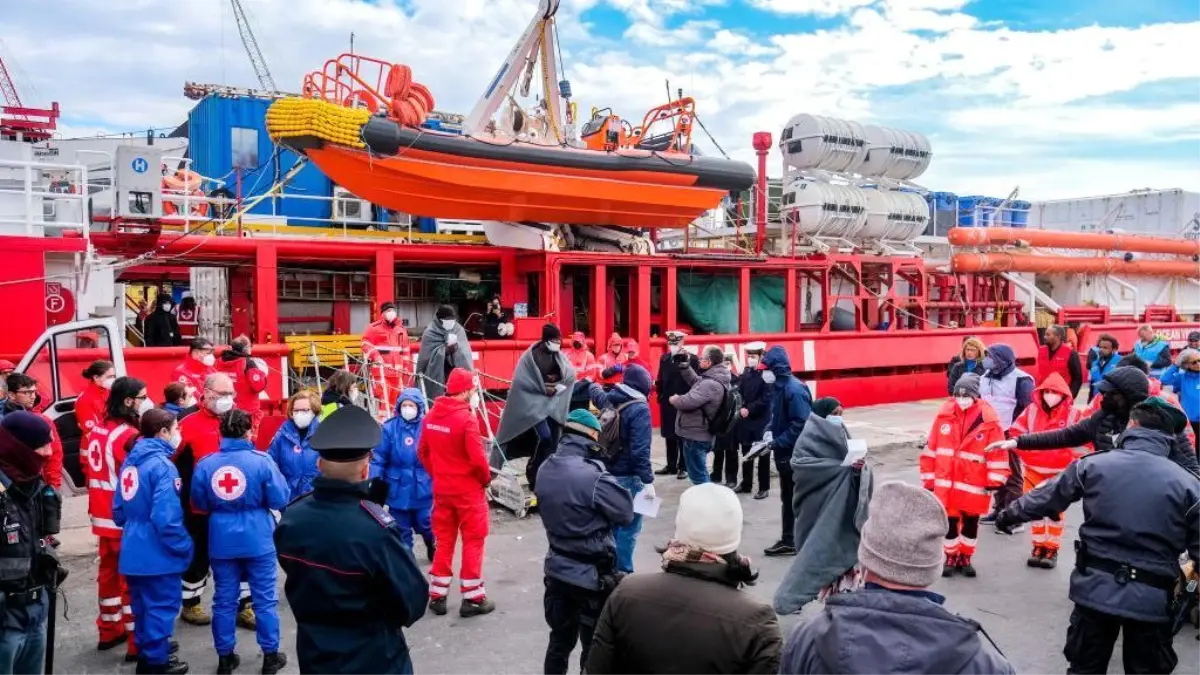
{"left": 215, "top": 351, "right": 268, "bottom": 418}
{"left": 780, "top": 586, "right": 1015, "bottom": 674}
{"left": 113, "top": 436, "right": 193, "bottom": 576}
{"left": 371, "top": 388, "right": 433, "bottom": 512}
{"left": 191, "top": 437, "right": 290, "bottom": 559}
{"left": 267, "top": 415, "right": 321, "bottom": 501}
{"left": 979, "top": 344, "right": 1034, "bottom": 431}
{"left": 74, "top": 380, "right": 109, "bottom": 436}
{"left": 763, "top": 346, "right": 812, "bottom": 462}
{"left": 1160, "top": 363, "right": 1200, "bottom": 422}
{"left": 172, "top": 356, "right": 214, "bottom": 399}
{"left": 1008, "top": 372, "right": 1087, "bottom": 471}
{"left": 589, "top": 372, "right": 654, "bottom": 484}
{"left": 564, "top": 333, "right": 601, "bottom": 381}
{"left": 534, "top": 433, "right": 635, "bottom": 591}
{"left": 672, "top": 361, "right": 732, "bottom": 443}
{"left": 1005, "top": 427, "right": 1200, "bottom": 622}
{"left": 922, "top": 398, "right": 1008, "bottom": 515}
{"left": 1018, "top": 367, "right": 1200, "bottom": 475}
{"left": 417, "top": 396, "right": 491, "bottom": 500}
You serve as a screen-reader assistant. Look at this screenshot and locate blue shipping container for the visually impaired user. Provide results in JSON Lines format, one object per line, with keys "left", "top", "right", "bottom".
{"left": 958, "top": 195, "right": 984, "bottom": 226}
{"left": 928, "top": 191, "right": 958, "bottom": 211}
{"left": 1010, "top": 199, "right": 1031, "bottom": 227}
{"left": 187, "top": 95, "right": 334, "bottom": 225}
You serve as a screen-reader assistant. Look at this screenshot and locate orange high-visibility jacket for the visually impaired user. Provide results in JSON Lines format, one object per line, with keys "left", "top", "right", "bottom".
{"left": 922, "top": 399, "right": 1009, "bottom": 515}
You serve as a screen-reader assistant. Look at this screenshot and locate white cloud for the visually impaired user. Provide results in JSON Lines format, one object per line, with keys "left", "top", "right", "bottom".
{"left": 746, "top": 0, "right": 875, "bottom": 16}
{"left": 3, "top": 0, "right": 1197, "bottom": 198}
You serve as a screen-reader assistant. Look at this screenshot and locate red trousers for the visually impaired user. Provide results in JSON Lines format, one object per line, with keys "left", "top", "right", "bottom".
{"left": 370, "top": 366, "right": 407, "bottom": 421}
{"left": 428, "top": 495, "right": 489, "bottom": 601}
{"left": 97, "top": 537, "right": 136, "bottom": 654}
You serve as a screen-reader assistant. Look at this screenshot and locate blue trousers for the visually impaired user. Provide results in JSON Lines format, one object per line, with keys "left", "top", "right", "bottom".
{"left": 613, "top": 476, "right": 644, "bottom": 573}
{"left": 393, "top": 506, "right": 433, "bottom": 550}
{"left": 127, "top": 574, "right": 180, "bottom": 666}
{"left": 212, "top": 554, "right": 279, "bottom": 655}
{"left": 682, "top": 439, "right": 713, "bottom": 485}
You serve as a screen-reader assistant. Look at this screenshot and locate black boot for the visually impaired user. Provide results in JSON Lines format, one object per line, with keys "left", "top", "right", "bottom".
{"left": 654, "top": 466, "right": 675, "bottom": 476}
{"left": 261, "top": 652, "right": 288, "bottom": 675}
{"left": 97, "top": 634, "right": 128, "bottom": 651}
{"left": 959, "top": 553, "right": 978, "bottom": 578}
{"left": 164, "top": 657, "right": 189, "bottom": 675}
{"left": 942, "top": 553, "right": 958, "bottom": 577}
{"left": 126, "top": 641, "right": 179, "bottom": 663}
{"left": 422, "top": 534, "right": 436, "bottom": 564}
{"left": 428, "top": 597, "right": 448, "bottom": 616}
{"left": 216, "top": 653, "right": 241, "bottom": 675}
{"left": 1038, "top": 548, "right": 1059, "bottom": 569}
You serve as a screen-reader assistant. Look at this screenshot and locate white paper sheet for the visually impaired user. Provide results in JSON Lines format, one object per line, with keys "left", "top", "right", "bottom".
{"left": 633, "top": 491, "right": 663, "bottom": 518}
{"left": 841, "top": 438, "right": 868, "bottom": 466}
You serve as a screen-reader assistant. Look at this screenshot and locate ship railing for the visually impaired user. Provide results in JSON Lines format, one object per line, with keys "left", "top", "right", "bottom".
{"left": 0, "top": 155, "right": 91, "bottom": 237}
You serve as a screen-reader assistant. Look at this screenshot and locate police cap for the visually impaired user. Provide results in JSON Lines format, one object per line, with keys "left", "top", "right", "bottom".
{"left": 308, "top": 405, "right": 382, "bottom": 461}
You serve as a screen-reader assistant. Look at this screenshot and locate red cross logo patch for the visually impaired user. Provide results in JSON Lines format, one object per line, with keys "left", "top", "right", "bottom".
{"left": 939, "top": 424, "right": 951, "bottom": 436}
{"left": 120, "top": 467, "right": 139, "bottom": 500}
{"left": 212, "top": 466, "right": 247, "bottom": 501}
{"left": 87, "top": 439, "right": 105, "bottom": 474}
{"left": 404, "top": 436, "right": 414, "bottom": 447}
{"left": 174, "top": 477, "right": 182, "bottom": 492}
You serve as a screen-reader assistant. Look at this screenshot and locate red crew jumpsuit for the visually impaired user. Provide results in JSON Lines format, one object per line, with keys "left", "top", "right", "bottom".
{"left": 922, "top": 399, "right": 1008, "bottom": 559}
{"left": 215, "top": 356, "right": 268, "bottom": 437}
{"left": 361, "top": 319, "right": 411, "bottom": 417}
{"left": 84, "top": 419, "right": 140, "bottom": 655}
{"left": 564, "top": 332, "right": 600, "bottom": 381}
{"left": 417, "top": 396, "right": 492, "bottom": 602}
{"left": 596, "top": 335, "right": 627, "bottom": 387}
{"left": 173, "top": 357, "right": 215, "bottom": 399}
{"left": 74, "top": 380, "right": 109, "bottom": 437}
{"left": 1008, "top": 373, "right": 1087, "bottom": 553}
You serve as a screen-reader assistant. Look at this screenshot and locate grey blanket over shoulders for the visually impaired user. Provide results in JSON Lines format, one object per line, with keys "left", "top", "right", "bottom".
{"left": 495, "top": 344, "right": 576, "bottom": 446}
{"left": 773, "top": 415, "right": 874, "bottom": 615}
{"left": 415, "top": 319, "right": 473, "bottom": 398}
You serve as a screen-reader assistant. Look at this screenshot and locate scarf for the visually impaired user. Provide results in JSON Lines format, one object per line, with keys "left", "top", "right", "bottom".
{"left": 660, "top": 540, "right": 757, "bottom": 588}
{"left": 0, "top": 426, "right": 47, "bottom": 483}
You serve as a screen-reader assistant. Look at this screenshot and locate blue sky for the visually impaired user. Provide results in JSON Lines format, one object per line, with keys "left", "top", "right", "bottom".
{"left": 3, "top": 0, "right": 1198, "bottom": 199}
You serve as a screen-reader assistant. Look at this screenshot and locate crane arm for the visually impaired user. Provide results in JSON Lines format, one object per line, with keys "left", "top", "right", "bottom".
{"left": 0, "top": 52, "right": 23, "bottom": 107}
{"left": 230, "top": 0, "right": 277, "bottom": 92}
{"left": 464, "top": 0, "right": 561, "bottom": 136}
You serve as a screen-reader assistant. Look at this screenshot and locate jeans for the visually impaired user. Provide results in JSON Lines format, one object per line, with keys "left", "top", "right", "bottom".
{"left": 682, "top": 439, "right": 713, "bottom": 485}
{"left": 613, "top": 476, "right": 644, "bottom": 573}
{"left": 1064, "top": 603, "right": 1176, "bottom": 674}
{"left": 543, "top": 576, "right": 606, "bottom": 675}
{"left": 0, "top": 594, "right": 48, "bottom": 675}
{"left": 777, "top": 459, "right": 795, "bottom": 545}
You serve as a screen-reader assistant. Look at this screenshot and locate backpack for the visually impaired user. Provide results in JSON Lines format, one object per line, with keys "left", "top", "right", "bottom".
{"left": 597, "top": 400, "right": 639, "bottom": 460}
{"left": 705, "top": 382, "right": 742, "bottom": 436}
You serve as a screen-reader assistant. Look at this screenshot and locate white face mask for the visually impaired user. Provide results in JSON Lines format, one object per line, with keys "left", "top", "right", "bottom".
{"left": 383, "top": 309, "right": 398, "bottom": 323}
{"left": 441, "top": 319, "right": 456, "bottom": 331}
{"left": 182, "top": 396, "right": 196, "bottom": 409}
{"left": 400, "top": 405, "right": 419, "bottom": 421}
{"left": 349, "top": 389, "right": 361, "bottom": 404}
{"left": 546, "top": 341, "right": 561, "bottom": 353}
{"left": 168, "top": 430, "right": 182, "bottom": 449}
{"left": 1042, "top": 392, "right": 1064, "bottom": 408}
{"left": 200, "top": 353, "right": 216, "bottom": 367}
{"left": 761, "top": 370, "right": 777, "bottom": 384}
{"left": 137, "top": 397, "right": 154, "bottom": 415}
{"left": 100, "top": 376, "right": 115, "bottom": 390}
{"left": 668, "top": 345, "right": 680, "bottom": 355}
{"left": 746, "top": 357, "right": 759, "bottom": 368}
{"left": 212, "top": 395, "right": 234, "bottom": 414}
{"left": 955, "top": 396, "right": 973, "bottom": 410}
{"left": 826, "top": 415, "right": 844, "bottom": 427}
{"left": 161, "top": 303, "right": 172, "bottom": 312}
{"left": 292, "top": 410, "right": 315, "bottom": 429}
{"left": 469, "top": 393, "right": 481, "bottom": 409}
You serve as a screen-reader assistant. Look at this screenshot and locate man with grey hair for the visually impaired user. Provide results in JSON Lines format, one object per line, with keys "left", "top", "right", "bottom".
{"left": 668, "top": 345, "right": 732, "bottom": 485}
{"left": 1038, "top": 325, "right": 1083, "bottom": 399}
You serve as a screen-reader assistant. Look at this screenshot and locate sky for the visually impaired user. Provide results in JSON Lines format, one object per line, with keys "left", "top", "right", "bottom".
{"left": 3, "top": 0, "right": 1198, "bottom": 200}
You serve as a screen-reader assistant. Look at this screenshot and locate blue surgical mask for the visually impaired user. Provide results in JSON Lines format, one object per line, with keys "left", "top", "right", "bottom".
{"left": 982, "top": 356, "right": 996, "bottom": 371}
{"left": 826, "top": 415, "right": 844, "bottom": 427}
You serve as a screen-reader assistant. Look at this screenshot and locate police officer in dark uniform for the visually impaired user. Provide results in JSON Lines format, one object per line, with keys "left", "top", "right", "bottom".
{"left": 274, "top": 405, "right": 429, "bottom": 675}
{"left": 0, "top": 411, "right": 64, "bottom": 675}
{"left": 997, "top": 397, "right": 1200, "bottom": 674}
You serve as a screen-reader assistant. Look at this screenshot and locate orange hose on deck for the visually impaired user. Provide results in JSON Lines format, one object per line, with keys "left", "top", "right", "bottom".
{"left": 951, "top": 253, "right": 1200, "bottom": 277}
{"left": 948, "top": 227, "right": 1200, "bottom": 256}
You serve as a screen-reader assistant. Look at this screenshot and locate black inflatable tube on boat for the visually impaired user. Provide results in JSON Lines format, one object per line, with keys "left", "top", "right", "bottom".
{"left": 359, "top": 116, "right": 757, "bottom": 192}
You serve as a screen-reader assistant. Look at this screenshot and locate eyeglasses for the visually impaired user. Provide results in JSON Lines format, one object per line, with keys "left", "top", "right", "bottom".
{"left": 13, "top": 389, "right": 36, "bottom": 396}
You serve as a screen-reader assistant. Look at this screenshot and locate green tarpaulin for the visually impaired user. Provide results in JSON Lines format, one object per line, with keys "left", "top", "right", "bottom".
{"left": 676, "top": 272, "right": 785, "bottom": 334}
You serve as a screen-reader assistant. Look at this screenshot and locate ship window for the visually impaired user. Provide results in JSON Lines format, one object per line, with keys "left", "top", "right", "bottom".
{"left": 232, "top": 127, "right": 259, "bottom": 170}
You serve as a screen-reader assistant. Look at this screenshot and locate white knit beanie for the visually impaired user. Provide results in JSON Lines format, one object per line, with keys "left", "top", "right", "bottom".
{"left": 857, "top": 481, "right": 948, "bottom": 587}
{"left": 674, "top": 483, "right": 743, "bottom": 555}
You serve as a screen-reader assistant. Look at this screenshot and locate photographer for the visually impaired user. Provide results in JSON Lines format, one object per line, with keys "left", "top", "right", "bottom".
{"left": 534, "top": 409, "right": 635, "bottom": 675}
{"left": 0, "top": 411, "right": 63, "bottom": 674}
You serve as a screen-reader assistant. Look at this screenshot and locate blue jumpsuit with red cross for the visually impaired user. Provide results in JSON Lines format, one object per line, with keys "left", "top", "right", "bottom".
{"left": 191, "top": 437, "right": 289, "bottom": 658}
{"left": 370, "top": 388, "right": 434, "bottom": 550}
{"left": 113, "top": 437, "right": 193, "bottom": 668}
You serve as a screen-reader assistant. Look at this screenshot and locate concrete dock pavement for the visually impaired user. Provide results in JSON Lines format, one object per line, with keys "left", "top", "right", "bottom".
{"left": 45, "top": 397, "right": 1200, "bottom": 674}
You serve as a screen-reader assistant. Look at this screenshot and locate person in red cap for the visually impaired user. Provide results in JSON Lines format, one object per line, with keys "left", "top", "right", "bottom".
{"left": 417, "top": 367, "right": 495, "bottom": 618}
